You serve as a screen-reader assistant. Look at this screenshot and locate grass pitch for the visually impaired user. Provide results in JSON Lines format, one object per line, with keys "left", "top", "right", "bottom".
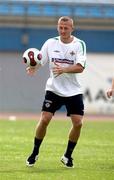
{"left": 0, "top": 118, "right": 114, "bottom": 180}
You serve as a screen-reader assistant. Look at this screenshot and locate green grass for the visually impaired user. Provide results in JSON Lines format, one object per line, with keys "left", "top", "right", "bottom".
{"left": 0, "top": 119, "right": 114, "bottom": 180}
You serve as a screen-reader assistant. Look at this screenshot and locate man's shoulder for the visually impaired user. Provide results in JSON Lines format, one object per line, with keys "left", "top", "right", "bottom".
{"left": 73, "top": 37, "right": 86, "bottom": 50}
{"left": 74, "top": 37, "right": 85, "bottom": 44}
{"left": 46, "top": 36, "right": 59, "bottom": 43}
{"left": 52, "top": 36, "right": 59, "bottom": 41}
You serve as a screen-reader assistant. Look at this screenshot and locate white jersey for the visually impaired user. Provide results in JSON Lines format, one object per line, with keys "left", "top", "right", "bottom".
{"left": 40, "top": 36, "right": 86, "bottom": 97}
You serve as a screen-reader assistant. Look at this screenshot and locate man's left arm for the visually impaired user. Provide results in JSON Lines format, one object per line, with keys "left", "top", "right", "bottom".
{"left": 53, "top": 40, "right": 86, "bottom": 76}
{"left": 53, "top": 63, "right": 84, "bottom": 76}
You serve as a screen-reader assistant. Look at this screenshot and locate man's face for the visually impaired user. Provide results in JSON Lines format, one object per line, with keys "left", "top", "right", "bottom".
{"left": 57, "top": 20, "right": 73, "bottom": 40}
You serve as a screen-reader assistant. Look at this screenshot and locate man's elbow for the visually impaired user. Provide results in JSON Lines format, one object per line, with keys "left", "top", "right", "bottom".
{"left": 78, "top": 67, "right": 84, "bottom": 73}
{"left": 76, "top": 63, "right": 84, "bottom": 73}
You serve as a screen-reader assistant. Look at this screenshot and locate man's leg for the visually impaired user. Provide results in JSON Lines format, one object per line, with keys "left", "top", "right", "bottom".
{"left": 61, "top": 114, "right": 83, "bottom": 168}
{"left": 26, "top": 111, "right": 53, "bottom": 166}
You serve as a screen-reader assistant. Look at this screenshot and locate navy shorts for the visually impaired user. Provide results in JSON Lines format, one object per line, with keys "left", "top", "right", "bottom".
{"left": 42, "top": 91, "right": 84, "bottom": 116}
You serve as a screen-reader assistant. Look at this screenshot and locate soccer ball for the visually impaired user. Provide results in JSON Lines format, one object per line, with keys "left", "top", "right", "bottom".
{"left": 23, "top": 48, "right": 42, "bottom": 66}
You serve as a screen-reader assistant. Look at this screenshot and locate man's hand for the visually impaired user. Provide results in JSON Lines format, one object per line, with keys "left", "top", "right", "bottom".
{"left": 52, "top": 63, "right": 64, "bottom": 77}
{"left": 107, "top": 89, "right": 114, "bottom": 98}
{"left": 26, "top": 64, "right": 41, "bottom": 76}
{"left": 26, "top": 66, "right": 36, "bottom": 76}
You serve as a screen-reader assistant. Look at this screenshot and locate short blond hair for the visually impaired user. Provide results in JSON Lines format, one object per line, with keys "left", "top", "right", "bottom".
{"left": 58, "top": 16, "right": 74, "bottom": 27}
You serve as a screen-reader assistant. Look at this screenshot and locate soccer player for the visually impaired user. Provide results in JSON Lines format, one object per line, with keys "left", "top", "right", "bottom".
{"left": 107, "top": 78, "right": 114, "bottom": 98}
{"left": 26, "top": 16, "right": 86, "bottom": 168}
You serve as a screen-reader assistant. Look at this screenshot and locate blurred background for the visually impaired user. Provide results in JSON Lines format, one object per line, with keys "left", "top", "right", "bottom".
{"left": 0, "top": 0, "right": 114, "bottom": 116}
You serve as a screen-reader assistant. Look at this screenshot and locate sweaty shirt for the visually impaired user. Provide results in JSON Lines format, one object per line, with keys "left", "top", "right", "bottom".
{"left": 40, "top": 36, "right": 86, "bottom": 97}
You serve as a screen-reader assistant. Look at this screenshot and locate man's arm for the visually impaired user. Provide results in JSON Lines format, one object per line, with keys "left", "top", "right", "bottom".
{"left": 107, "top": 78, "right": 114, "bottom": 98}
{"left": 52, "top": 63, "right": 84, "bottom": 76}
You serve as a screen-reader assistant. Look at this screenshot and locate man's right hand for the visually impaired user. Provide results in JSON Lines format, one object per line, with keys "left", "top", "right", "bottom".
{"left": 26, "top": 66, "right": 37, "bottom": 76}
{"left": 26, "top": 64, "right": 41, "bottom": 76}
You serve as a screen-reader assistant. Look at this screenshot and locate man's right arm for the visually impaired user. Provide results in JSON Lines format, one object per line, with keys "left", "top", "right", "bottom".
{"left": 26, "top": 39, "right": 50, "bottom": 76}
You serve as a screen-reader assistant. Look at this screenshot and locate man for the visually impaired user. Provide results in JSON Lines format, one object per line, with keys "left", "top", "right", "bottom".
{"left": 107, "top": 78, "right": 114, "bottom": 98}
{"left": 26, "top": 16, "right": 86, "bottom": 168}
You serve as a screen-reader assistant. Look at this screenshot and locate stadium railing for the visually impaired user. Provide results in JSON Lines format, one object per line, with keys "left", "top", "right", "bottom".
{"left": 0, "top": 2, "right": 114, "bottom": 18}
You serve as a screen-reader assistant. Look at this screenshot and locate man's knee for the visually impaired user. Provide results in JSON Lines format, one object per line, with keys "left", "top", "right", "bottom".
{"left": 39, "top": 112, "right": 53, "bottom": 127}
{"left": 41, "top": 117, "right": 50, "bottom": 127}
{"left": 74, "top": 120, "right": 83, "bottom": 129}
{"left": 71, "top": 115, "right": 83, "bottom": 128}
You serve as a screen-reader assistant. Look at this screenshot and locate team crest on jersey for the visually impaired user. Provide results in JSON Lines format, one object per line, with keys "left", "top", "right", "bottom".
{"left": 70, "top": 51, "right": 75, "bottom": 56}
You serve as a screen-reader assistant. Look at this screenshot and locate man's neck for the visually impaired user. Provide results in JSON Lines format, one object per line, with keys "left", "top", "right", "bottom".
{"left": 60, "top": 36, "right": 74, "bottom": 44}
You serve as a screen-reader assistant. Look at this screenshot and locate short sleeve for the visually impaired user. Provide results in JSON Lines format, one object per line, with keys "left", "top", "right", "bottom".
{"left": 40, "top": 40, "right": 49, "bottom": 66}
{"left": 76, "top": 40, "right": 86, "bottom": 68}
